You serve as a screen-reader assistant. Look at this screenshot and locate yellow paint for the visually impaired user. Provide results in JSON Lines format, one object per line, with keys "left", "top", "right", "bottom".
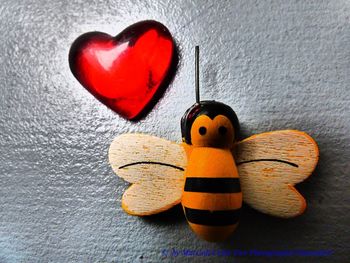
{"left": 184, "top": 147, "right": 238, "bottom": 178}
{"left": 188, "top": 222, "right": 239, "bottom": 242}
{"left": 182, "top": 192, "right": 242, "bottom": 210}
{"left": 191, "top": 115, "right": 235, "bottom": 148}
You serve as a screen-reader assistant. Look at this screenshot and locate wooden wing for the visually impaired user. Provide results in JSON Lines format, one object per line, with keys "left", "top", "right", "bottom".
{"left": 233, "top": 130, "right": 319, "bottom": 218}
{"left": 108, "top": 133, "right": 187, "bottom": 216}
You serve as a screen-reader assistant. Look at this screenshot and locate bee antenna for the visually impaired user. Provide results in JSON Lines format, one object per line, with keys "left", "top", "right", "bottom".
{"left": 195, "top": 45, "right": 200, "bottom": 103}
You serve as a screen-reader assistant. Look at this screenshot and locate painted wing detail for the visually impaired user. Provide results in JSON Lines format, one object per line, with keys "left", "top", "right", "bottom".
{"left": 233, "top": 130, "right": 319, "bottom": 218}
{"left": 109, "top": 133, "right": 186, "bottom": 216}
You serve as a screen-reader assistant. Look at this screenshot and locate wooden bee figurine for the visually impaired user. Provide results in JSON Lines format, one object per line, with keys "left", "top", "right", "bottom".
{"left": 108, "top": 46, "right": 319, "bottom": 242}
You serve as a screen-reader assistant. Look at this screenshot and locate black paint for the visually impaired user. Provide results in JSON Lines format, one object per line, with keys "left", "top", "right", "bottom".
{"left": 119, "top": 161, "right": 184, "bottom": 171}
{"left": 184, "top": 177, "right": 241, "bottom": 193}
{"left": 184, "top": 207, "right": 241, "bottom": 226}
{"left": 237, "top": 159, "right": 299, "bottom": 168}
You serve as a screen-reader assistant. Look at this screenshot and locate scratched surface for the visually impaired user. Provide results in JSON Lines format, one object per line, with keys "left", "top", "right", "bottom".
{"left": 0, "top": 0, "right": 349, "bottom": 262}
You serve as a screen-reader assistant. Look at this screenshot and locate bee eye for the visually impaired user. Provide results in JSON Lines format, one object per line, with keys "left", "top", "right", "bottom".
{"left": 199, "top": 127, "right": 207, "bottom": 135}
{"left": 218, "top": 126, "right": 227, "bottom": 135}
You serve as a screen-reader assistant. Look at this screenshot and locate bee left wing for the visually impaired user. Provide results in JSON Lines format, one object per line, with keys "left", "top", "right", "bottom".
{"left": 233, "top": 130, "right": 319, "bottom": 218}
{"left": 108, "top": 133, "right": 187, "bottom": 216}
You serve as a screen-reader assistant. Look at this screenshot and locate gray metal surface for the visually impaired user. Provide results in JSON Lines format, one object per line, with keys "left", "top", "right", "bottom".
{"left": 0, "top": 0, "right": 349, "bottom": 262}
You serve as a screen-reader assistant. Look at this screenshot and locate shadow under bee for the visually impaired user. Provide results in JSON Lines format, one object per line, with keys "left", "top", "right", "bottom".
{"left": 141, "top": 204, "right": 186, "bottom": 226}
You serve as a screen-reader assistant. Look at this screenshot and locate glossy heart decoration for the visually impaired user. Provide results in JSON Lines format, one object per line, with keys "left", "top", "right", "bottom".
{"left": 69, "top": 20, "right": 176, "bottom": 120}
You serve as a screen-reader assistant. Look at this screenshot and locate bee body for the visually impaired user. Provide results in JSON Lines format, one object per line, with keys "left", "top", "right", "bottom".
{"left": 181, "top": 147, "right": 242, "bottom": 242}
{"left": 180, "top": 100, "right": 241, "bottom": 241}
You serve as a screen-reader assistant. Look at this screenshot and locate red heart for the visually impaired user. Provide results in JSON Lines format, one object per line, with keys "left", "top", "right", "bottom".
{"left": 69, "top": 20, "right": 175, "bottom": 120}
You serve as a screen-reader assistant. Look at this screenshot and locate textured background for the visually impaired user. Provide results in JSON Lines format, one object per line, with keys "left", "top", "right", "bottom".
{"left": 0, "top": 0, "right": 349, "bottom": 262}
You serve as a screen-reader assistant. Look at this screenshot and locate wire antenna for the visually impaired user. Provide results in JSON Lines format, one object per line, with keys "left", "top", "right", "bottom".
{"left": 195, "top": 46, "right": 200, "bottom": 103}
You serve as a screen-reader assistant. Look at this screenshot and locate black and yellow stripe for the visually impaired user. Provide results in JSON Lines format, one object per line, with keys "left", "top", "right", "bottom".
{"left": 183, "top": 177, "right": 242, "bottom": 228}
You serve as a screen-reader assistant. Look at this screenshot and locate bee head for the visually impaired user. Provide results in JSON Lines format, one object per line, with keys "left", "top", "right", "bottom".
{"left": 181, "top": 100, "right": 240, "bottom": 148}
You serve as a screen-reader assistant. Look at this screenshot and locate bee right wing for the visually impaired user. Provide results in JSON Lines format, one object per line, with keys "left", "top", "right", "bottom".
{"left": 108, "top": 133, "right": 187, "bottom": 216}
{"left": 234, "top": 130, "right": 319, "bottom": 218}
